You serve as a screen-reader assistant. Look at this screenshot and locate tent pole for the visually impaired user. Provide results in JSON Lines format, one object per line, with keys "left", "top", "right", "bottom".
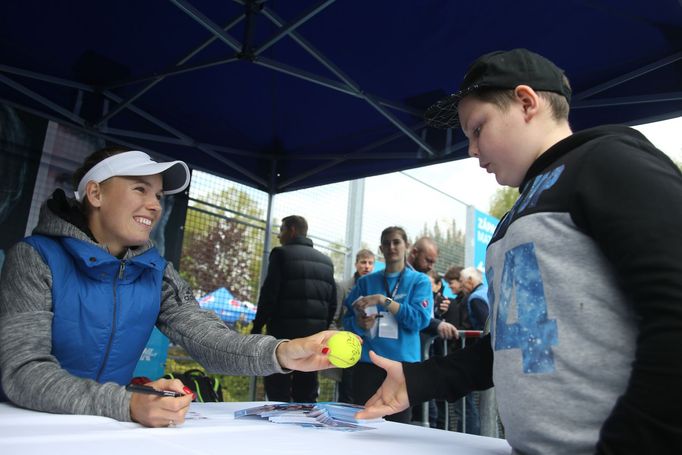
{"left": 259, "top": 159, "right": 278, "bottom": 288}
{"left": 251, "top": 160, "right": 277, "bottom": 401}
{"left": 344, "top": 178, "right": 365, "bottom": 281}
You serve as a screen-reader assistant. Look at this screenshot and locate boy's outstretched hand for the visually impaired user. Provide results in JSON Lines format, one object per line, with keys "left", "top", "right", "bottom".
{"left": 354, "top": 351, "right": 410, "bottom": 420}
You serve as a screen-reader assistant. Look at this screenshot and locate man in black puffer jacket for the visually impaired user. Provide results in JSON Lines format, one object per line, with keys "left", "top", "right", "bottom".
{"left": 252, "top": 215, "right": 336, "bottom": 402}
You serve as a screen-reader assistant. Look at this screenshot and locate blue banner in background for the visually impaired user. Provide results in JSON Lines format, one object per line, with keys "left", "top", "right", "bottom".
{"left": 474, "top": 209, "right": 499, "bottom": 280}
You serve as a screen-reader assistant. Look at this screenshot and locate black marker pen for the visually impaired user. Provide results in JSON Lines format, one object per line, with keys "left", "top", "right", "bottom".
{"left": 125, "top": 384, "right": 183, "bottom": 397}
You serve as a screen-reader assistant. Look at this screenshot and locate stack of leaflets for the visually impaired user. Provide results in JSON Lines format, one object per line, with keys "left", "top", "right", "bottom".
{"left": 234, "top": 402, "right": 384, "bottom": 432}
{"left": 317, "top": 402, "right": 384, "bottom": 424}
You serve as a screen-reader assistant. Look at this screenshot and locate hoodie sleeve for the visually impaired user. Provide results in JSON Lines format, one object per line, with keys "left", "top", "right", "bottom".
{"left": 571, "top": 140, "right": 682, "bottom": 453}
{"left": 156, "top": 262, "right": 286, "bottom": 376}
{"left": 0, "top": 242, "right": 132, "bottom": 421}
{"left": 403, "top": 333, "right": 494, "bottom": 404}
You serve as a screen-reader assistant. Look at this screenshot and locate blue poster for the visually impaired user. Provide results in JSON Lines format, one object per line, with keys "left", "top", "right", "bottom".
{"left": 474, "top": 209, "right": 499, "bottom": 279}
{"left": 133, "top": 327, "right": 170, "bottom": 380}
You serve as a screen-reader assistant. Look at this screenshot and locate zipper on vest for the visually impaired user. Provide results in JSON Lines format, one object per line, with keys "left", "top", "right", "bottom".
{"left": 96, "top": 260, "right": 125, "bottom": 382}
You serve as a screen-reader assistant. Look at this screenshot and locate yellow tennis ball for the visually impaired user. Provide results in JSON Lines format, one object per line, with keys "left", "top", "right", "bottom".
{"left": 327, "top": 331, "right": 362, "bottom": 368}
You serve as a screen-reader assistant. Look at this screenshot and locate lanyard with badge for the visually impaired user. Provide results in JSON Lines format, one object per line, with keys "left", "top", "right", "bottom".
{"left": 383, "top": 267, "right": 405, "bottom": 301}
{"left": 376, "top": 268, "right": 404, "bottom": 339}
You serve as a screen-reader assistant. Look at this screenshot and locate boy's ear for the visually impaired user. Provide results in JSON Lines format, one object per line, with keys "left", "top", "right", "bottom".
{"left": 85, "top": 181, "right": 103, "bottom": 208}
{"left": 514, "top": 85, "right": 540, "bottom": 121}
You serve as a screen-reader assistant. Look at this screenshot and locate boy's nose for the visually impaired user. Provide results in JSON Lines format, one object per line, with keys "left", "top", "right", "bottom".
{"left": 468, "top": 143, "right": 479, "bottom": 157}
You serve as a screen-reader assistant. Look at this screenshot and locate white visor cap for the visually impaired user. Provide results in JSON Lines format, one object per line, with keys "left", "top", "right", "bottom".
{"left": 74, "top": 151, "right": 190, "bottom": 202}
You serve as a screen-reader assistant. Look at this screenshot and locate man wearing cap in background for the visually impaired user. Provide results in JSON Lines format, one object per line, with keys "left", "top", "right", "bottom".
{"left": 356, "top": 49, "right": 682, "bottom": 453}
{"left": 0, "top": 147, "right": 339, "bottom": 428}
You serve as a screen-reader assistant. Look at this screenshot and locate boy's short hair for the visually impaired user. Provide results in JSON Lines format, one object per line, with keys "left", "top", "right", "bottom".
{"left": 472, "top": 85, "right": 571, "bottom": 121}
{"left": 425, "top": 48, "right": 572, "bottom": 128}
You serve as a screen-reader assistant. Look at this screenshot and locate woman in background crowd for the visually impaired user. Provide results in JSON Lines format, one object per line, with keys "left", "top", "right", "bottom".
{"left": 343, "top": 226, "right": 432, "bottom": 423}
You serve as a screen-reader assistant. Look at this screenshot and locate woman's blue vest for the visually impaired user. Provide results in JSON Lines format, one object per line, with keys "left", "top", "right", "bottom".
{"left": 24, "top": 235, "right": 166, "bottom": 385}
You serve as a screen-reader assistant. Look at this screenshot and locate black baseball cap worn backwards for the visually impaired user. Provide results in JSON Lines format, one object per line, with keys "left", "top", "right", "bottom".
{"left": 425, "top": 48, "right": 572, "bottom": 129}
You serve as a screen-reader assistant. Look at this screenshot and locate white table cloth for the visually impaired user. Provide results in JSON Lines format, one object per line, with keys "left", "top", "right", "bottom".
{"left": 0, "top": 401, "right": 512, "bottom": 455}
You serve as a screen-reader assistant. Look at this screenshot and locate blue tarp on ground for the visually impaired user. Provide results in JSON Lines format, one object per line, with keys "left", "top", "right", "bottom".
{"left": 133, "top": 287, "right": 256, "bottom": 379}
{"left": 198, "top": 287, "right": 257, "bottom": 324}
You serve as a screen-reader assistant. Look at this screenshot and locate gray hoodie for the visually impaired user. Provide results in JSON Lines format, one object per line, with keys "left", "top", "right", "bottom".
{"left": 0, "top": 193, "right": 285, "bottom": 421}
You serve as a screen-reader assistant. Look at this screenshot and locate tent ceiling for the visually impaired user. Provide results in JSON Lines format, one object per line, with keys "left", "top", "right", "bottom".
{"left": 1, "top": 0, "right": 682, "bottom": 193}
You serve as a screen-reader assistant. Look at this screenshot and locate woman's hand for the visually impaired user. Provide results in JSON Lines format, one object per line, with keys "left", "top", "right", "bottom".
{"left": 276, "top": 330, "right": 359, "bottom": 371}
{"left": 129, "top": 378, "right": 194, "bottom": 427}
{"left": 352, "top": 294, "right": 385, "bottom": 330}
{"left": 352, "top": 294, "right": 385, "bottom": 313}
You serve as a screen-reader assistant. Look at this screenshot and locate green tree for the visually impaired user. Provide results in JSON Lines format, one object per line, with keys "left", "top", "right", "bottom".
{"left": 179, "top": 187, "right": 265, "bottom": 302}
{"left": 181, "top": 220, "right": 254, "bottom": 300}
{"left": 489, "top": 186, "right": 520, "bottom": 219}
{"left": 183, "top": 187, "right": 263, "bottom": 238}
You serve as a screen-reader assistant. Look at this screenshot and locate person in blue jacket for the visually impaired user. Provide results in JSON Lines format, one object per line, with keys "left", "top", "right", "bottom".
{"left": 0, "top": 147, "right": 338, "bottom": 428}
{"left": 343, "top": 226, "right": 432, "bottom": 423}
{"left": 459, "top": 267, "right": 489, "bottom": 331}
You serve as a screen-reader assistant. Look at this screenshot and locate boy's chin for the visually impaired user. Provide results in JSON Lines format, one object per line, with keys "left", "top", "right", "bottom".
{"left": 495, "top": 174, "right": 519, "bottom": 187}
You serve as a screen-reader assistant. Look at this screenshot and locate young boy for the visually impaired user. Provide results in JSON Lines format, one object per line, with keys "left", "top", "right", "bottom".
{"left": 356, "top": 49, "right": 682, "bottom": 454}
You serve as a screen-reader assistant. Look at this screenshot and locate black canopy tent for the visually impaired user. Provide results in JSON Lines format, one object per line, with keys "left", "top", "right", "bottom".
{"left": 1, "top": 0, "right": 682, "bottom": 195}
